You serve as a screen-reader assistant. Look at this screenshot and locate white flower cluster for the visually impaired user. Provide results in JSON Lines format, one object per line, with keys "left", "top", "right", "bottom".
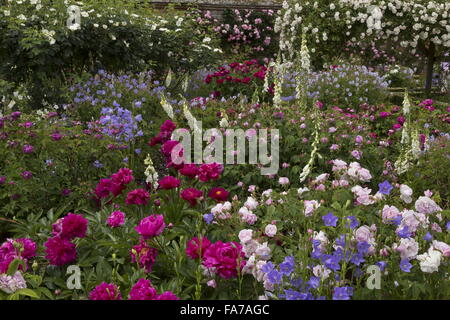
{"left": 144, "top": 153, "right": 158, "bottom": 189}
{"left": 275, "top": 0, "right": 450, "bottom": 58}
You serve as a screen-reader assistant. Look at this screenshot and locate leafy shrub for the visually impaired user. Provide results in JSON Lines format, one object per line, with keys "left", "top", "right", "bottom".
{"left": 0, "top": 0, "right": 221, "bottom": 109}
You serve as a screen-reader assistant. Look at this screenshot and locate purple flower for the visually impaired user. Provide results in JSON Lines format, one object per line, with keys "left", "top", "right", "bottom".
{"left": 279, "top": 256, "right": 295, "bottom": 276}
{"left": 0, "top": 176, "right": 6, "bottom": 185}
{"left": 335, "top": 235, "right": 346, "bottom": 248}
{"left": 22, "top": 145, "right": 34, "bottom": 154}
{"left": 397, "top": 226, "right": 412, "bottom": 239}
{"left": 322, "top": 212, "right": 338, "bottom": 227}
{"left": 333, "top": 286, "right": 353, "bottom": 300}
{"left": 378, "top": 180, "right": 393, "bottom": 195}
{"left": 376, "top": 261, "right": 387, "bottom": 272}
{"left": 346, "top": 216, "right": 359, "bottom": 229}
{"left": 322, "top": 254, "right": 341, "bottom": 271}
{"left": 400, "top": 259, "right": 412, "bottom": 272}
{"left": 267, "top": 269, "right": 282, "bottom": 284}
{"left": 307, "top": 276, "right": 320, "bottom": 289}
{"left": 203, "top": 212, "right": 214, "bottom": 225}
{"left": 261, "top": 261, "right": 274, "bottom": 273}
{"left": 21, "top": 171, "right": 33, "bottom": 180}
{"left": 446, "top": 221, "right": 450, "bottom": 231}
{"left": 392, "top": 215, "right": 402, "bottom": 226}
{"left": 357, "top": 241, "right": 371, "bottom": 255}
{"left": 93, "top": 160, "right": 103, "bottom": 168}
{"left": 423, "top": 232, "right": 433, "bottom": 242}
{"left": 350, "top": 253, "right": 365, "bottom": 266}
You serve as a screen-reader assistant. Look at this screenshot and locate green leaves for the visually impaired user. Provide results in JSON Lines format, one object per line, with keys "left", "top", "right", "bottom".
{"left": 8, "top": 288, "right": 40, "bottom": 300}
{"left": 7, "top": 258, "right": 26, "bottom": 276}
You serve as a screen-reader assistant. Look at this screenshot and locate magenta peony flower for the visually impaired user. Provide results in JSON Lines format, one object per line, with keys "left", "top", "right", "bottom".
{"left": 157, "top": 291, "right": 179, "bottom": 300}
{"left": 186, "top": 237, "right": 211, "bottom": 260}
{"left": 198, "top": 163, "right": 223, "bottom": 182}
{"left": 160, "top": 120, "right": 176, "bottom": 133}
{"left": 159, "top": 176, "right": 181, "bottom": 190}
{"left": 129, "top": 278, "right": 157, "bottom": 300}
{"left": 126, "top": 189, "right": 150, "bottom": 205}
{"left": 130, "top": 241, "right": 158, "bottom": 273}
{"left": 203, "top": 241, "right": 245, "bottom": 279}
{"left": 135, "top": 215, "right": 166, "bottom": 239}
{"left": 179, "top": 164, "right": 199, "bottom": 178}
{"left": 111, "top": 168, "right": 134, "bottom": 186}
{"left": 107, "top": 211, "right": 125, "bottom": 228}
{"left": 44, "top": 237, "right": 77, "bottom": 266}
{"left": 22, "top": 144, "right": 34, "bottom": 154}
{"left": 89, "top": 282, "right": 122, "bottom": 300}
{"left": 94, "top": 178, "right": 124, "bottom": 199}
{"left": 161, "top": 140, "right": 181, "bottom": 157}
{"left": 21, "top": 171, "right": 33, "bottom": 180}
{"left": 181, "top": 188, "right": 203, "bottom": 206}
{"left": 50, "top": 131, "right": 62, "bottom": 141}
{"left": 14, "top": 238, "right": 37, "bottom": 259}
{"left": 53, "top": 213, "right": 88, "bottom": 240}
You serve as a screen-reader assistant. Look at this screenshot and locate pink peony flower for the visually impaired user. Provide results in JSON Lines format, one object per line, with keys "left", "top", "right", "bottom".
{"left": 186, "top": 237, "right": 211, "bottom": 260}
{"left": 135, "top": 215, "right": 166, "bottom": 239}
{"left": 89, "top": 282, "right": 122, "bottom": 300}
{"left": 181, "top": 188, "right": 203, "bottom": 206}
{"left": 203, "top": 241, "right": 245, "bottom": 279}
{"left": 129, "top": 278, "right": 157, "bottom": 300}
{"left": 159, "top": 176, "right": 181, "bottom": 190}
{"left": 107, "top": 211, "right": 125, "bottom": 228}
{"left": 130, "top": 241, "right": 158, "bottom": 273}
{"left": 44, "top": 237, "right": 77, "bottom": 266}
{"left": 126, "top": 189, "right": 150, "bottom": 205}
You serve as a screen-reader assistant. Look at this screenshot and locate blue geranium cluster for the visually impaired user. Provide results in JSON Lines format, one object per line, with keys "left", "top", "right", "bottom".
{"left": 260, "top": 255, "right": 356, "bottom": 300}
{"left": 98, "top": 104, "right": 143, "bottom": 142}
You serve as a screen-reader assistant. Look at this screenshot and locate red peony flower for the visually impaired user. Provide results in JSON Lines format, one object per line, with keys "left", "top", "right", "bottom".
{"left": 180, "top": 188, "right": 203, "bottom": 206}
{"left": 126, "top": 189, "right": 150, "bottom": 205}
{"left": 186, "top": 237, "right": 211, "bottom": 260}
{"left": 208, "top": 187, "right": 229, "bottom": 202}
{"left": 179, "top": 164, "right": 199, "bottom": 178}
{"left": 159, "top": 176, "right": 181, "bottom": 190}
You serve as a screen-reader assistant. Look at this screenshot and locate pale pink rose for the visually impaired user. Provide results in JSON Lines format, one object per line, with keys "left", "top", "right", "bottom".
{"left": 238, "top": 229, "right": 253, "bottom": 243}
{"left": 382, "top": 205, "right": 400, "bottom": 224}
{"left": 432, "top": 240, "right": 450, "bottom": 257}
{"left": 264, "top": 224, "right": 277, "bottom": 237}
{"left": 395, "top": 238, "right": 419, "bottom": 260}
{"left": 354, "top": 226, "right": 372, "bottom": 243}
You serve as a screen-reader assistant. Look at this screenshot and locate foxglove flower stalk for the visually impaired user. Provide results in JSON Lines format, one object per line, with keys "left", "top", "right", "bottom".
{"left": 160, "top": 93, "right": 174, "bottom": 119}
{"left": 299, "top": 108, "right": 320, "bottom": 183}
{"left": 144, "top": 154, "right": 158, "bottom": 189}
